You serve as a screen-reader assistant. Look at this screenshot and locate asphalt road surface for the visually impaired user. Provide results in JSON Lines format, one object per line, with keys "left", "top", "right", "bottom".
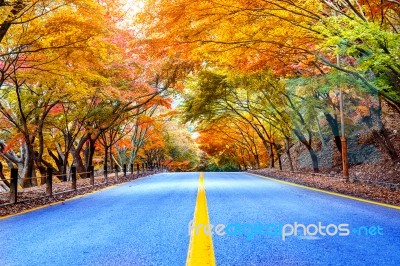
{"left": 1, "top": 172, "right": 399, "bottom": 265}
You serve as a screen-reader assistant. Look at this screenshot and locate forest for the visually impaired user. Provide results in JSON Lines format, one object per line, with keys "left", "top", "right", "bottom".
{"left": 140, "top": 0, "right": 399, "bottom": 178}
{"left": 1, "top": 0, "right": 400, "bottom": 190}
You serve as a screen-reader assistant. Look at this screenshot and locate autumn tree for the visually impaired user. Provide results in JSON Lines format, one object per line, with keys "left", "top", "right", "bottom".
{"left": 0, "top": 0, "right": 192, "bottom": 187}
{"left": 138, "top": 0, "right": 400, "bottom": 113}
{"left": 196, "top": 116, "right": 267, "bottom": 170}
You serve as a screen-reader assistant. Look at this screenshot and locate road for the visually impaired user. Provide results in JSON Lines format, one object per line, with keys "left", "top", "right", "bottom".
{"left": 1, "top": 172, "right": 399, "bottom": 265}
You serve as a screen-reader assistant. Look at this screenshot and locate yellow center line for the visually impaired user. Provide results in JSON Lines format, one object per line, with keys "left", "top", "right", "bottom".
{"left": 186, "top": 172, "right": 216, "bottom": 266}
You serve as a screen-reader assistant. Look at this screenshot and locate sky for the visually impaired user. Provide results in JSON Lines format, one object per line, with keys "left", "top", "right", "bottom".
{"left": 122, "top": 0, "right": 144, "bottom": 16}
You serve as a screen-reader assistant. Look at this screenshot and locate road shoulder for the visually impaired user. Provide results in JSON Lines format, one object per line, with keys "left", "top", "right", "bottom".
{"left": 0, "top": 173, "right": 153, "bottom": 219}
{"left": 248, "top": 169, "right": 400, "bottom": 210}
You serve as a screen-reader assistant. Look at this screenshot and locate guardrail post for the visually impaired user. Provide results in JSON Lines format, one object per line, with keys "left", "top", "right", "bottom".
{"left": 90, "top": 165, "right": 94, "bottom": 186}
{"left": 46, "top": 168, "right": 53, "bottom": 196}
{"left": 71, "top": 166, "right": 77, "bottom": 190}
{"left": 123, "top": 164, "right": 127, "bottom": 177}
{"left": 9, "top": 168, "right": 18, "bottom": 204}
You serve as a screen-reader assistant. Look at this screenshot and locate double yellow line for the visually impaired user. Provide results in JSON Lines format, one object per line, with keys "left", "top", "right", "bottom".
{"left": 186, "top": 172, "right": 216, "bottom": 265}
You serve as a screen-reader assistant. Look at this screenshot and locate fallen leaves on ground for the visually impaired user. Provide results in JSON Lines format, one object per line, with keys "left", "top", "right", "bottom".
{"left": 0, "top": 172, "right": 154, "bottom": 217}
{"left": 249, "top": 169, "right": 400, "bottom": 206}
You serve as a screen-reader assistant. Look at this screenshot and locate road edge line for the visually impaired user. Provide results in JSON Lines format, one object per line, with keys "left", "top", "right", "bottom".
{"left": 249, "top": 173, "right": 400, "bottom": 210}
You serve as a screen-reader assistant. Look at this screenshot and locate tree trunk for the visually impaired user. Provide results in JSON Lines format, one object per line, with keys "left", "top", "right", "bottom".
{"left": 71, "top": 147, "right": 86, "bottom": 178}
{"left": 0, "top": 162, "right": 10, "bottom": 187}
{"left": 269, "top": 142, "right": 275, "bottom": 168}
{"left": 51, "top": 140, "right": 67, "bottom": 176}
{"left": 293, "top": 128, "right": 319, "bottom": 173}
{"left": 83, "top": 142, "right": 90, "bottom": 170}
{"left": 62, "top": 150, "right": 70, "bottom": 176}
{"left": 21, "top": 140, "right": 36, "bottom": 188}
{"left": 85, "top": 139, "right": 96, "bottom": 170}
{"left": 261, "top": 140, "right": 272, "bottom": 168}
{"left": 241, "top": 155, "right": 247, "bottom": 170}
{"left": 286, "top": 149, "right": 294, "bottom": 171}
{"left": 272, "top": 142, "right": 283, "bottom": 170}
{"left": 254, "top": 154, "right": 260, "bottom": 169}
{"left": 372, "top": 128, "right": 398, "bottom": 161}
{"left": 0, "top": 1, "right": 28, "bottom": 43}
{"left": 71, "top": 134, "right": 90, "bottom": 178}
{"left": 104, "top": 145, "right": 109, "bottom": 171}
{"left": 324, "top": 113, "right": 342, "bottom": 153}
{"left": 307, "top": 147, "right": 319, "bottom": 173}
{"left": 109, "top": 147, "right": 113, "bottom": 169}
{"left": 278, "top": 154, "right": 282, "bottom": 170}
{"left": 285, "top": 139, "right": 294, "bottom": 171}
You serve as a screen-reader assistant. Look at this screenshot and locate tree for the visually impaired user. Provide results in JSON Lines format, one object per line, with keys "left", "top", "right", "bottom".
{"left": 0, "top": 0, "right": 190, "bottom": 186}
{"left": 138, "top": 0, "right": 400, "bottom": 112}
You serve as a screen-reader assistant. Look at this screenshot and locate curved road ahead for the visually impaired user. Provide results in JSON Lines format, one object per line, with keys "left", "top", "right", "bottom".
{"left": 1, "top": 172, "right": 399, "bottom": 265}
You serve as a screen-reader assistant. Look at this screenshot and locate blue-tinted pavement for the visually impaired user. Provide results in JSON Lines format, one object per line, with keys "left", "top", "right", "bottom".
{"left": 1, "top": 172, "right": 399, "bottom": 265}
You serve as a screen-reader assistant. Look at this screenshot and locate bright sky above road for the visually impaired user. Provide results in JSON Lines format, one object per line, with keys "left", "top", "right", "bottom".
{"left": 123, "top": 0, "right": 144, "bottom": 15}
